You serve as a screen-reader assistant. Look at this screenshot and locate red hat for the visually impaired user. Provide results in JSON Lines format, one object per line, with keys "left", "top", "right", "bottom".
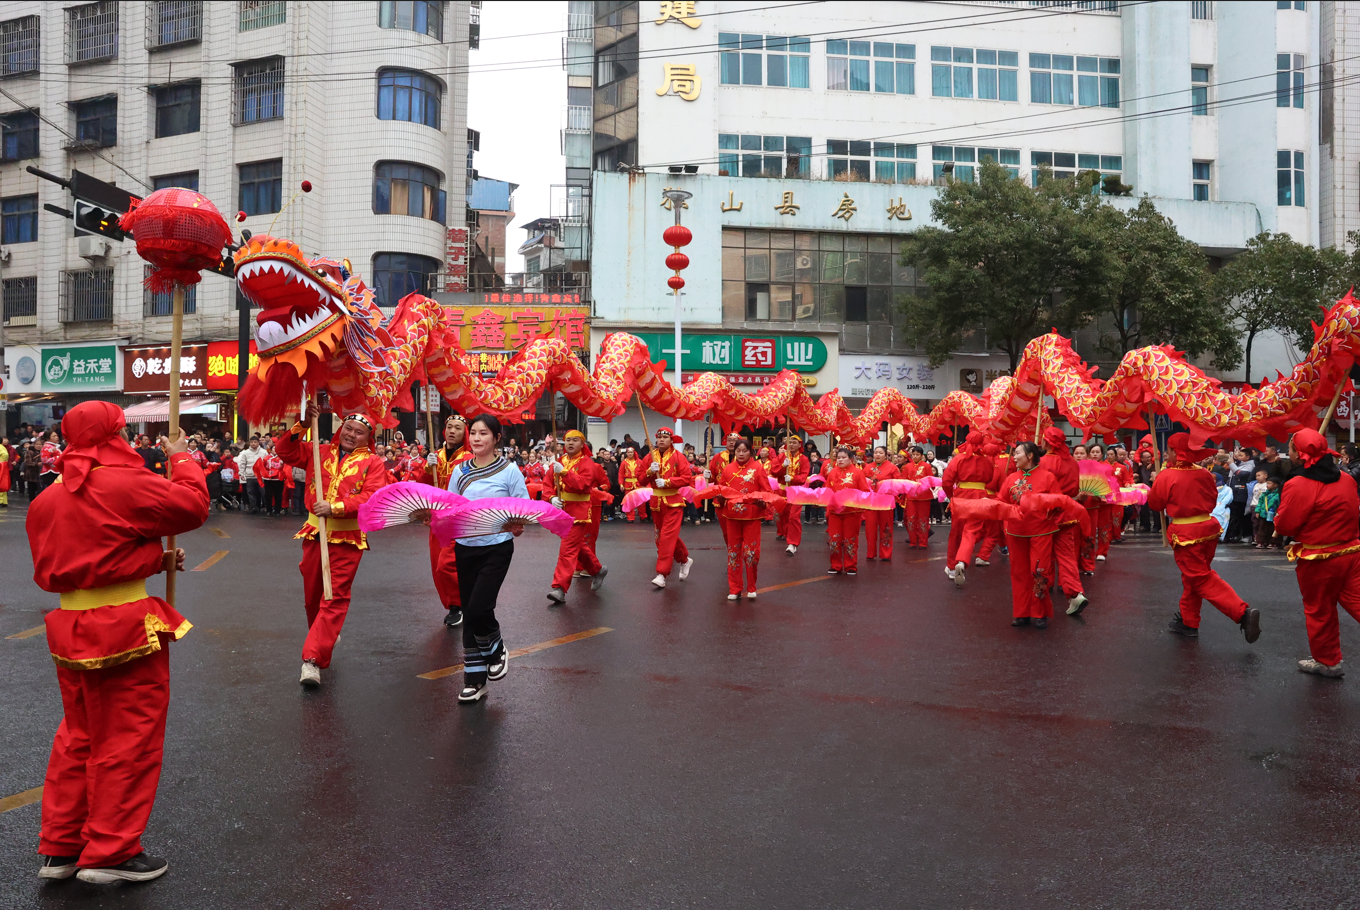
{"left": 672, "top": 435, "right": 683, "bottom": 444}
{"left": 1042, "top": 426, "right": 1069, "bottom": 450}
{"left": 656, "top": 427, "right": 673, "bottom": 437}
{"left": 1164, "top": 433, "right": 1217, "bottom": 463}
{"left": 1292, "top": 429, "right": 1340, "bottom": 468}
{"left": 58, "top": 401, "right": 145, "bottom": 493}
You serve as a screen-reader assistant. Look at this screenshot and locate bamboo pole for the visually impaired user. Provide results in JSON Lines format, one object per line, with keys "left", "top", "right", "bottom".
{"left": 164, "top": 285, "right": 184, "bottom": 605}
{"left": 1319, "top": 379, "right": 1347, "bottom": 436}
{"left": 1033, "top": 391, "right": 1044, "bottom": 443}
{"left": 1147, "top": 408, "right": 1169, "bottom": 549}
{"left": 307, "top": 388, "right": 333, "bottom": 601}
{"left": 635, "top": 388, "right": 650, "bottom": 443}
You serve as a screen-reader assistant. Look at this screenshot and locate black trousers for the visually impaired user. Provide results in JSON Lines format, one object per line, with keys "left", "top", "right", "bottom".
{"left": 263, "top": 479, "right": 284, "bottom": 514}
{"left": 454, "top": 539, "right": 514, "bottom": 680}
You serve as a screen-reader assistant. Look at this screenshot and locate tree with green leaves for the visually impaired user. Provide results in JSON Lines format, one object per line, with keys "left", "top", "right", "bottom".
{"left": 897, "top": 160, "right": 1106, "bottom": 371}
{"left": 1210, "top": 231, "right": 1348, "bottom": 385}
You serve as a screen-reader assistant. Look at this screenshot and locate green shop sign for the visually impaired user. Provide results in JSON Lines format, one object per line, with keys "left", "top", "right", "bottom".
{"left": 630, "top": 333, "right": 827, "bottom": 373}
{"left": 42, "top": 344, "right": 119, "bottom": 390}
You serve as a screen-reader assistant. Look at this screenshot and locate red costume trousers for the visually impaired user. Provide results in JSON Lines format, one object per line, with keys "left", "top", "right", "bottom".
{"left": 1006, "top": 533, "right": 1055, "bottom": 619}
{"left": 1297, "top": 552, "right": 1360, "bottom": 666}
{"left": 780, "top": 503, "right": 803, "bottom": 547}
{"left": 41, "top": 648, "right": 170, "bottom": 868}
{"left": 1096, "top": 505, "right": 1117, "bottom": 557}
{"left": 904, "top": 500, "right": 931, "bottom": 547}
{"left": 652, "top": 505, "right": 689, "bottom": 575}
{"left": 1172, "top": 538, "right": 1248, "bottom": 628}
{"left": 725, "top": 518, "right": 761, "bottom": 593}
{"left": 554, "top": 523, "right": 602, "bottom": 591}
{"left": 828, "top": 510, "right": 864, "bottom": 572}
{"left": 428, "top": 531, "right": 460, "bottom": 609}
{"left": 946, "top": 516, "right": 985, "bottom": 567}
{"left": 863, "top": 509, "right": 893, "bottom": 559}
{"left": 300, "top": 539, "right": 363, "bottom": 668}
{"left": 977, "top": 519, "right": 1004, "bottom": 560}
{"left": 1080, "top": 506, "right": 1100, "bottom": 571}
{"left": 1051, "top": 524, "right": 1085, "bottom": 597}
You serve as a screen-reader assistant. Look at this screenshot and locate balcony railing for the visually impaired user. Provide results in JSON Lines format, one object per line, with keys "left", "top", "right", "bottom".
{"left": 148, "top": 1, "right": 203, "bottom": 49}
{"left": 60, "top": 267, "right": 115, "bottom": 323}
{"left": 0, "top": 16, "right": 40, "bottom": 77}
{"left": 564, "top": 104, "right": 590, "bottom": 132}
{"left": 2, "top": 276, "right": 37, "bottom": 326}
{"left": 65, "top": 1, "right": 119, "bottom": 65}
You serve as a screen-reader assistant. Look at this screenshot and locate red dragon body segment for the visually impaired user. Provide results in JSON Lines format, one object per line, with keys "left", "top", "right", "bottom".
{"left": 233, "top": 230, "right": 1360, "bottom": 446}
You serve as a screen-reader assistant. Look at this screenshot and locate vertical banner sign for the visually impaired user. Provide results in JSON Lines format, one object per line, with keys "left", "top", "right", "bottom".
{"left": 445, "top": 227, "right": 469, "bottom": 292}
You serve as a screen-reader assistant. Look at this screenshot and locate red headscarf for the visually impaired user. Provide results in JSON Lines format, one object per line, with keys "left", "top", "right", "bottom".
{"left": 1164, "top": 433, "right": 1217, "bottom": 465}
{"left": 1291, "top": 429, "right": 1340, "bottom": 468}
{"left": 57, "top": 401, "right": 145, "bottom": 492}
{"left": 1042, "top": 426, "right": 1071, "bottom": 457}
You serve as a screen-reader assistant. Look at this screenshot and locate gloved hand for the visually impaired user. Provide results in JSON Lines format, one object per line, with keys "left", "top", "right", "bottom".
{"left": 427, "top": 453, "right": 438, "bottom": 466}
{"left": 785, "top": 474, "right": 793, "bottom": 484}
{"left": 551, "top": 496, "right": 564, "bottom": 508}
{"left": 703, "top": 470, "right": 712, "bottom": 480}
{"left": 656, "top": 478, "right": 667, "bottom": 488}
{"left": 553, "top": 461, "right": 565, "bottom": 474}
{"left": 648, "top": 462, "right": 660, "bottom": 474}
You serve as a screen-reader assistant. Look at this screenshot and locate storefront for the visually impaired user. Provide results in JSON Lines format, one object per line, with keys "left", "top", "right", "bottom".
{"left": 2, "top": 341, "right": 124, "bottom": 435}
{"left": 121, "top": 343, "right": 227, "bottom": 436}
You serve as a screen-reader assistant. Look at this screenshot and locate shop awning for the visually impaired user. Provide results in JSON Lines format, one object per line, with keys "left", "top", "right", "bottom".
{"left": 123, "top": 396, "right": 224, "bottom": 422}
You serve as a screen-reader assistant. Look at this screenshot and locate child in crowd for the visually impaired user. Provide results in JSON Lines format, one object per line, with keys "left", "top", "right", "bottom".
{"left": 1254, "top": 474, "right": 1281, "bottom": 548}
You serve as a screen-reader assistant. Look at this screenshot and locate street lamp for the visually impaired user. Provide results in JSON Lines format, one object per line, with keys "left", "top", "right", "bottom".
{"left": 661, "top": 187, "right": 692, "bottom": 441}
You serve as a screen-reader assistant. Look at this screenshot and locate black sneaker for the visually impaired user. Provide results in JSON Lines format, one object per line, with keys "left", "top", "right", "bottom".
{"left": 591, "top": 566, "right": 608, "bottom": 592}
{"left": 38, "top": 855, "right": 79, "bottom": 880}
{"left": 1034, "top": 617, "right": 1048, "bottom": 629}
{"left": 458, "top": 679, "right": 488, "bottom": 702}
{"left": 1168, "top": 613, "right": 1199, "bottom": 639}
{"left": 846, "top": 569, "right": 857, "bottom": 576}
{"left": 487, "top": 645, "right": 509, "bottom": 681}
{"left": 75, "top": 852, "right": 168, "bottom": 884}
{"left": 1239, "top": 607, "right": 1261, "bottom": 644}
{"left": 443, "top": 609, "right": 463, "bottom": 627}
{"left": 1011, "top": 617, "right": 1031, "bottom": 627}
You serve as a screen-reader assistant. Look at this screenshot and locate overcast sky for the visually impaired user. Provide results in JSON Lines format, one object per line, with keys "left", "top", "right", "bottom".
{"left": 467, "top": 1, "right": 568, "bottom": 274}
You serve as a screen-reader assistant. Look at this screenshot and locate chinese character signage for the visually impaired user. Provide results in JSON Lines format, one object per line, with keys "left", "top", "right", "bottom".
{"left": 445, "top": 227, "right": 469, "bottom": 292}
{"left": 840, "top": 355, "right": 1012, "bottom": 399}
{"left": 629, "top": 333, "right": 827, "bottom": 373}
{"left": 41, "top": 344, "right": 119, "bottom": 391}
{"left": 205, "top": 340, "right": 260, "bottom": 391}
{"left": 124, "top": 344, "right": 210, "bottom": 393}
{"left": 443, "top": 306, "right": 591, "bottom": 355}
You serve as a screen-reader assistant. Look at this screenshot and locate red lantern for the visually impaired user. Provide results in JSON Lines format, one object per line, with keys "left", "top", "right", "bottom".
{"left": 119, "top": 188, "right": 232, "bottom": 293}
{"left": 665, "top": 252, "right": 690, "bottom": 271}
{"left": 668, "top": 275, "right": 686, "bottom": 290}
{"left": 663, "top": 224, "right": 692, "bottom": 247}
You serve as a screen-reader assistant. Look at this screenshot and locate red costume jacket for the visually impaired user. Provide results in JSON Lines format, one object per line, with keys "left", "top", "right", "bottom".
{"left": 639, "top": 447, "right": 693, "bottom": 509}
{"left": 900, "top": 460, "right": 936, "bottom": 500}
{"left": 863, "top": 459, "right": 899, "bottom": 490}
{"left": 721, "top": 461, "right": 773, "bottom": 520}
{"left": 769, "top": 452, "right": 810, "bottom": 490}
{"left": 276, "top": 425, "right": 387, "bottom": 549}
{"left": 429, "top": 443, "right": 471, "bottom": 491}
{"left": 825, "top": 464, "right": 872, "bottom": 512}
{"left": 619, "top": 456, "right": 645, "bottom": 491}
{"left": 1001, "top": 466, "right": 1062, "bottom": 537}
{"left": 1275, "top": 471, "right": 1360, "bottom": 561}
{"left": 1043, "top": 450, "right": 1081, "bottom": 526}
{"left": 1147, "top": 464, "right": 1220, "bottom": 546}
{"left": 942, "top": 452, "right": 996, "bottom": 501}
{"left": 554, "top": 452, "right": 599, "bottom": 524}
{"left": 29, "top": 453, "right": 209, "bottom": 670}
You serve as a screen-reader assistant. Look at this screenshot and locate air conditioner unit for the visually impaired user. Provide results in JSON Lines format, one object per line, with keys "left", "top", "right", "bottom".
{"left": 77, "top": 236, "right": 110, "bottom": 260}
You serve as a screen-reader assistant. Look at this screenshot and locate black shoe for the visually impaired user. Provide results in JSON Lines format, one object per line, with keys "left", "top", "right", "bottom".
{"left": 458, "top": 679, "right": 488, "bottom": 702}
{"left": 488, "top": 645, "right": 508, "bottom": 681}
{"left": 591, "top": 566, "right": 609, "bottom": 592}
{"left": 1011, "top": 617, "right": 1031, "bottom": 627}
{"left": 846, "top": 570, "right": 857, "bottom": 576}
{"left": 1239, "top": 607, "right": 1261, "bottom": 644}
{"left": 1168, "top": 613, "right": 1199, "bottom": 639}
{"left": 38, "top": 854, "right": 79, "bottom": 880}
{"left": 827, "top": 568, "right": 839, "bottom": 574}
{"left": 1034, "top": 617, "right": 1048, "bottom": 629}
{"left": 443, "top": 609, "right": 463, "bottom": 627}
{"left": 75, "top": 852, "right": 168, "bottom": 884}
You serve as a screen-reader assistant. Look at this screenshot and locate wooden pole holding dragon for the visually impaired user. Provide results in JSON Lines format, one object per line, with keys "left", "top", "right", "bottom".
{"left": 164, "top": 285, "right": 185, "bottom": 605}
{"left": 306, "top": 388, "right": 333, "bottom": 601}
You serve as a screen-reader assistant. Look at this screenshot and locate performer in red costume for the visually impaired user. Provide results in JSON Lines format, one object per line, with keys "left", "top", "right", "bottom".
{"left": 1148, "top": 433, "right": 1259, "bottom": 643}
{"left": 707, "top": 432, "right": 740, "bottom": 546}
{"left": 1000, "top": 441, "right": 1063, "bottom": 628}
{"left": 28, "top": 401, "right": 208, "bottom": 884}
{"left": 1088, "top": 443, "right": 1115, "bottom": 562}
{"left": 974, "top": 436, "right": 1009, "bottom": 564}
{"left": 769, "top": 434, "right": 810, "bottom": 555}
{"left": 547, "top": 431, "right": 608, "bottom": 601}
{"left": 275, "top": 413, "right": 388, "bottom": 686}
{"left": 581, "top": 441, "right": 612, "bottom": 567}
{"left": 1274, "top": 429, "right": 1360, "bottom": 677}
{"left": 941, "top": 431, "right": 996, "bottom": 587}
{"left": 523, "top": 455, "right": 547, "bottom": 501}
{"left": 1041, "top": 427, "right": 1089, "bottom": 615}
{"left": 619, "top": 447, "right": 646, "bottom": 521}
{"left": 1072, "top": 444, "right": 1100, "bottom": 576}
{"left": 899, "top": 445, "right": 936, "bottom": 548}
{"left": 641, "top": 427, "right": 694, "bottom": 588}
{"left": 862, "top": 445, "right": 899, "bottom": 561}
{"left": 720, "top": 438, "right": 771, "bottom": 600}
{"left": 1107, "top": 446, "right": 1134, "bottom": 544}
{"left": 426, "top": 414, "right": 471, "bottom": 626}
{"left": 825, "top": 445, "right": 873, "bottom": 575}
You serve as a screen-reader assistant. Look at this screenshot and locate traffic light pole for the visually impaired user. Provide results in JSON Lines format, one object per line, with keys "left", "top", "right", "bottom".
{"left": 237, "top": 288, "right": 250, "bottom": 440}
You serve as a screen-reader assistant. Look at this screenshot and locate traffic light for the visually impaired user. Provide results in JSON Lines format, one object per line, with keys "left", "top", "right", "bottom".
{"left": 27, "top": 166, "right": 138, "bottom": 242}
{"left": 73, "top": 199, "right": 125, "bottom": 241}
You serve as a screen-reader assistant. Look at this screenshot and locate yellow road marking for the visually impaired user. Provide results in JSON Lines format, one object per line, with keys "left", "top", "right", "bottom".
{"left": 191, "top": 551, "right": 229, "bottom": 572}
{"left": 212, "top": 527, "right": 230, "bottom": 539}
{"left": 419, "top": 626, "right": 613, "bottom": 680}
{"left": 756, "top": 575, "right": 830, "bottom": 594}
{"left": 0, "top": 786, "right": 42, "bottom": 814}
{"left": 6, "top": 625, "right": 45, "bottom": 640}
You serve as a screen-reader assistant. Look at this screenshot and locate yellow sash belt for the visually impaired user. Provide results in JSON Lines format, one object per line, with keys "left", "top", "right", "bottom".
{"left": 958, "top": 482, "right": 988, "bottom": 490}
{"left": 304, "top": 513, "right": 360, "bottom": 531}
{"left": 560, "top": 491, "right": 592, "bottom": 502}
{"left": 1171, "top": 514, "right": 1212, "bottom": 525}
{"left": 60, "top": 579, "right": 149, "bottom": 612}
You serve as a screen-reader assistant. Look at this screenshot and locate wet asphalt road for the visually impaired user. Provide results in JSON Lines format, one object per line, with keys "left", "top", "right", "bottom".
{"left": 2, "top": 500, "right": 1360, "bottom": 910}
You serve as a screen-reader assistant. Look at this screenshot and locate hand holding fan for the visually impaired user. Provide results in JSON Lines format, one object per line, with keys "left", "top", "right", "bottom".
{"left": 1078, "top": 462, "right": 1118, "bottom": 501}
{"left": 832, "top": 489, "right": 897, "bottom": 511}
{"left": 877, "top": 478, "right": 925, "bottom": 498}
{"left": 431, "top": 497, "right": 574, "bottom": 547}
{"left": 621, "top": 488, "right": 654, "bottom": 513}
{"left": 358, "top": 481, "right": 468, "bottom": 532}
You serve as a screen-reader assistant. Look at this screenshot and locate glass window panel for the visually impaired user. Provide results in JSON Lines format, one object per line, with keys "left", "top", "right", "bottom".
{"left": 999, "top": 51, "right": 1018, "bottom": 67}
{"left": 820, "top": 233, "right": 843, "bottom": 250}
{"left": 721, "top": 52, "right": 741, "bottom": 84}
{"left": 849, "top": 58, "right": 870, "bottom": 91}
{"left": 745, "top": 250, "right": 771, "bottom": 281}
{"left": 767, "top": 36, "right": 788, "bottom": 51}
{"left": 789, "top": 37, "right": 810, "bottom": 53}
{"left": 827, "top": 139, "right": 848, "bottom": 156}
{"left": 874, "top": 60, "right": 894, "bottom": 92}
{"left": 954, "top": 147, "right": 975, "bottom": 163}
{"left": 1077, "top": 154, "right": 1098, "bottom": 169}
{"left": 898, "top": 144, "right": 917, "bottom": 159}
{"left": 1101, "top": 76, "right": 1119, "bottom": 107}
{"left": 1032, "top": 151, "right": 1053, "bottom": 166}
{"left": 1000, "top": 149, "right": 1020, "bottom": 165}
{"left": 771, "top": 232, "right": 795, "bottom": 249}
{"left": 1101, "top": 58, "right": 1119, "bottom": 74}
{"left": 869, "top": 236, "right": 890, "bottom": 253}
{"left": 896, "top": 62, "right": 914, "bottom": 94}
{"left": 719, "top": 33, "right": 739, "bottom": 49}
{"left": 771, "top": 285, "right": 795, "bottom": 321}
{"left": 763, "top": 135, "right": 784, "bottom": 151}
{"left": 849, "top": 40, "right": 870, "bottom": 56}
{"left": 953, "top": 65, "right": 973, "bottom": 98}
{"left": 1052, "top": 55, "right": 1074, "bottom": 70}
{"left": 740, "top": 34, "right": 762, "bottom": 49}
{"left": 1193, "top": 183, "right": 1209, "bottom": 201}
{"left": 953, "top": 48, "right": 973, "bottom": 64}
{"left": 933, "top": 146, "right": 953, "bottom": 161}
{"left": 894, "top": 258, "right": 915, "bottom": 286}
{"left": 977, "top": 49, "right": 997, "bottom": 66}
{"left": 1278, "top": 166, "right": 1292, "bottom": 205}
{"left": 873, "top": 142, "right": 894, "bottom": 157}
{"left": 1031, "top": 72, "right": 1051, "bottom": 104}
{"left": 874, "top": 42, "right": 893, "bottom": 57}
{"left": 718, "top": 153, "right": 738, "bottom": 176}
{"left": 1192, "top": 162, "right": 1211, "bottom": 180}
{"left": 932, "top": 64, "right": 952, "bottom": 97}
{"left": 1101, "top": 155, "right": 1122, "bottom": 169}
{"left": 747, "top": 283, "right": 770, "bottom": 320}
{"left": 897, "top": 161, "right": 916, "bottom": 181}
{"left": 897, "top": 44, "right": 915, "bottom": 59}
{"left": 742, "top": 53, "right": 762, "bottom": 84}
{"left": 741, "top": 154, "right": 762, "bottom": 176}
{"left": 1054, "top": 152, "right": 1076, "bottom": 168}
{"left": 789, "top": 56, "right": 809, "bottom": 88}
{"left": 1277, "top": 149, "right": 1292, "bottom": 168}
{"left": 1030, "top": 53, "right": 1051, "bottom": 69}
{"left": 719, "top": 133, "right": 739, "bottom": 150}
{"left": 844, "top": 252, "right": 867, "bottom": 284}
{"left": 1192, "top": 66, "right": 1209, "bottom": 82}
{"left": 1053, "top": 73, "right": 1073, "bottom": 104}
{"left": 846, "top": 235, "right": 866, "bottom": 251}
{"left": 819, "top": 284, "right": 845, "bottom": 322}
{"left": 722, "top": 228, "right": 744, "bottom": 247}
{"left": 1295, "top": 150, "right": 1305, "bottom": 169}
{"left": 772, "top": 250, "right": 796, "bottom": 281}
{"left": 827, "top": 57, "right": 848, "bottom": 91}
{"left": 827, "top": 39, "right": 847, "bottom": 55}
{"left": 1078, "top": 74, "right": 1098, "bottom": 106}
{"left": 741, "top": 134, "right": 762, "bottom": 150}
{"left": 829, "top": 159, "right": 848, "bottom": 179}
{"left": 796, "top": 232, "right": 817, "bottom": 249}
{"left": 931, "top": 46, "right": 951, "bottom": 62}
{"left": 849, "top": 159, "right": 870, "bottom": 180}
{"left": 978, "top": 67, "right": 998, "bottom": 99}
{"left": 849, "top": 140, "right": 871, "bottom": 157}
{"left": 954, "top": 166, "right": 975, "bottom": 183}
{"left": 794, "top": 283, "right": 817, "bottom": 322}
{"left": 868, "top": 287, "right": 892, "bottom": 323}
{"left": 1294, "top": 70, "right": 1304, "bottom": 108}
{"left": 722, "top": 246, "right": 745, "bottom": 279}
{"left": 723, "top": 280, "right": 745, "bottom": 322}
{"left": 868, "top": 253, "right": 892, "bottom": 283}
{"left": 820, "top": 250, "right": 845, "bottom": 281}
{"left": 795, "top": 249, "right": 816, "bottom": 282}
{"left": 746, "top": 230, "right": 770, "bottom": 247}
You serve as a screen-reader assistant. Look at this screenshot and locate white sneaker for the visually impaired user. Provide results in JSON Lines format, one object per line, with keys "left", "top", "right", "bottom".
{"left": 299, "top": 660, "right": 320, "bottom": 687}
{"left": 1299, "top": 658, "right": 1345, "bottom": 678}
{"left": 727, "top": 593, "right": 738, "bottom": 601}
{"left": 1096, "top": 555, "right": 1106, "bottom": 562}
{"left": 652, "top": 574, "right": 666, "bottom": 588}
{"left": 945, "top": 567, "right": 956, "bottom": 580}
{"left": 679, "top": 558, "right": 695, "bottom": 580}
{"left": 953, "top": 561, "right": 966, "bottom": 588}
{"left": 747, "top": 591, "right": 757, "bottom": 600}
{"left": 974, "top": 558, "right": 989, "bottom": 567}
{"left": 786, "top": 544, "right": 797, "bottom": 555}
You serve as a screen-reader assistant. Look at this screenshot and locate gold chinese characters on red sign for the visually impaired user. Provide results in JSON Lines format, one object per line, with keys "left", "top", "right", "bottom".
{"left": 445, "top": 305, "right": 591, "bottom": 354}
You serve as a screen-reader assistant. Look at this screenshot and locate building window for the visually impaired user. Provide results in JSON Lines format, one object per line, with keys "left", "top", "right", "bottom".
{"left": 719, "top": 134, "right": 811, "bottom": 178}
{"left": 934, "top": 146, "right": 1020, "bottom": 182}
{"left": 1277, "top": 54, "right": 1304, "bottom": 108}
{"left": 0, "top": 16, "right": 40, "bottom": 77}
{"left": 1, "top": 194, "right": 37, "bottom": 244}
{"left": 826, "top": 40, "right": 911, "bottom": 93}
{"left": 234, "top": 57, "right": 284, "bottom": 124}
{"left": 1191, "top": 66, "right": 1210, "bottom": 115}
{"left": 373, "top": 162, "right": 446, "bottom": 223}
{"left": 153, "top": 171, "right": 199, "bottom": 191}
{"left": 372, "top": 253, "right": 440, "bottom": 308}
{"left": 377, "top": 69, "right": 442, "bottom": 128}
{"left": 144, "top": 266, "right": 197, "bottom": 316}
{"left": 829, "top": 140, "right": 918, "bottom": 182}
{"left": 1278, "top": 150, "right": 1305, "bottom": 206}
{"left": 239, "top": 0, "right": 286, "bottom": 31}
{"left": 721, "top": 34, "right": 810, "bottom": 88}
{"left": 526, "top": 255, "right": 541, "bottom": 275}
{"left": 873, "top": 142, "right": 917, "bottom": 182}
{"left": 239, "top": 159, "right": 282, "bottom": 216}
{"left": 1031, "top": 53, "right": 1119, "bottom": 107}
{"left": 2, "top": 276, "right": 37, "bottom": 326}
{"left": 1191, "top": 1, "right": 1213, "bottom": 19}
{"left": 1193, "top": 161, "right": 1212, "bottom": 200}
{"left": 379, "top": 1, "right": 444, "bottom": 40}
{"left": 1277, "top": 1, "right": 1306, "bottom": 8}
{"left": 150, "top": 1, "right": 202, "bottom": 48}
{"left": 1031, "top": 151, "right": 1077, "bottom": 182}
{"left": 595, "top": 34, "right": 638, "bottom": 87}
{"left": 60, "top": 267, "right": 115, "bottom": 323}
{"left": 1078, "top": 153, "right": 1123, "bottom": 191}
{"left": 931, "top": 46, "right": 1016, "bottom": 101}
{"left": 155, "top": 82, "right": 200, "bottom": 137}
{"left": 1, "top": 110, "right": 38, "bottom": 161}
{"left": 66, "top": 2, "right": 118, "bottom": 64}
{"left": 71, "top": 96, "right": 117, "bottom": 148}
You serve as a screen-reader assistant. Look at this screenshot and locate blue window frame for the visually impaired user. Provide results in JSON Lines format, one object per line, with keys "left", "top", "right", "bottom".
{"left": 723, "top": 34, "right": 809, "bottom": 88}
{"left": 239, "top": 159, "right": 282, "bottom": 216}
{"left": 1, "top": 193, "right": 37, "bottom": 243}
{"left": 377, "top": 69, "right": 442, "bottom": 128}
